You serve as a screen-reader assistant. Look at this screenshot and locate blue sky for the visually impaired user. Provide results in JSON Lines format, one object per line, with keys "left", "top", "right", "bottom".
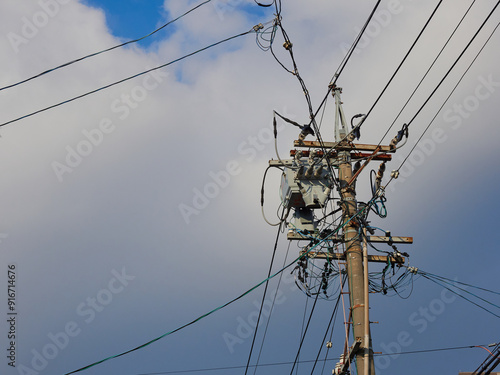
{"left": 81, "top": 0, "right": 168, "bottom": 47}
{"left": 1, "top": 1, "right": 500, "bottom": 375}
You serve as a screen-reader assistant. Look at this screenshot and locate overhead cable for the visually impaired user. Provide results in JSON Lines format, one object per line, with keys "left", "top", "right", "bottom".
{"left": 403, "top": 1, "right": 500, "bottom": 129}
{"left": 289, "top": 290, "right": 321, "bottom": 375}
{"left": 388, "top": 17, "right": 500, "bottom": 186}
{"left": 359, "top": 0, "right": 444, "bottom": 126}
{"left": 133, "top": 343, "right": 494, "bottom": 374}
{"left": 330, "top": 0, "right": 382, "bottom": 86}
{"left": 416, "top": 269, "right": 500, "bottom": 319}
{"left": 0, "top": 0, "right": 213, "bottom": 92}
{"left": 310, "top": 275, "right": 346, "bottom": 375}
{"left": 298, "top": 0, "right": 382, "bottom": 146}
{"left": 0, "top": 25, "right": 262, "bottom": 129}
{"left": 376, "top": 0, "right": 478, "bottom": 146}
{"left": 244, "top": 211, "right": 284, "bottom": 375}
{"left": 252, "top": 241, "right": 292, "bottom": 375}
{"left": 63, "top": 193, "right": 366, "bottom": 374}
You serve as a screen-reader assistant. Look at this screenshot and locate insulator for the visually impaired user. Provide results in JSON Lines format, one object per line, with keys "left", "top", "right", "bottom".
{"left": 305, "top": 164, "right": 314, "bottom": 178}
{"left": 314, "top": 165, "right": 324, "bottom": 178}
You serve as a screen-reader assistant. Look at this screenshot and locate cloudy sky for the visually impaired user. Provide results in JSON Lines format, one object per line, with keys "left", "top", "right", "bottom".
{"left": 1, "top": 1, "right": 500, "bottom": 374}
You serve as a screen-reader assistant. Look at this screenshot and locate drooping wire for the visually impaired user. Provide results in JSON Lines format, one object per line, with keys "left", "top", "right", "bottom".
{"left": 0, "top": 26, "right": 262, "bottom": 129}
{"left": 0, "top": 0, "right": 213, "bottom": 92}
{"left": 261, "top": 165, "right": 287, "bottom": 226}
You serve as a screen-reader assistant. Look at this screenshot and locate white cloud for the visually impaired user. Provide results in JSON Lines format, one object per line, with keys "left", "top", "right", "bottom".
{"left": 1, "top": 0, "right": 499, "bottom": 374}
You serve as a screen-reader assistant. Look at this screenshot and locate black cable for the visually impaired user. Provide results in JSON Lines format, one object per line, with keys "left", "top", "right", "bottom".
{"left": 420, "top": 270, "right": 500, "bottom": 296}
{"left": 359, "top": 0, "right": 444, "bottom": 126}
{"left": 0, "top": 26, "right": 260, "bottom": 129}
{"left": 271, "top": 16, "right": 340, "bottom": 188}
{"left": 289, "top": 289, "right": 321, "bottom": 375}
{"left": 252, "top": 241, "right": 292, "bottom": 375}
{"left": 64, "top": 193, "right": 378, "bottom": 374}
{"left": 254, "top": 0, "right": 273, "bottom": 6}
{"left": 243, "top": 209, "right": 284, "bottom": 375}
{"left": 330, "top": 0, "right": 382, "bottom": 86}
{"left": 0, "top": 0, "right": 213, "bottom": 92}
{"left": 421, "top": 274, "right": 500, "bottom": 319}
{"left": 134, "top": 343, "right": 490, "bottom": 374}
{"left": 309, "top": 274, "right": 346, "bottom": 375}
{"left": 286, "top": 0, "right": 382, "bottom": 169}
{"left": 390, "top": 17, "right": 500, "bottom": 181}
{"left": 376, "top": 0, "right": 478, "bottom": 146}
{"left": 405, "top": 1, "right": 500, "bottom": 129}
{"left": 136, "top": 358, "right": 337, "bottom": 375}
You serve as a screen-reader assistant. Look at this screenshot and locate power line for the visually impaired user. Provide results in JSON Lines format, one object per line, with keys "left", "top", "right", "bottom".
{"left": 309, "top": 275, "right": 346, "bottom": 375}
{"left": 243, "top": 209, "right": 284, "bottom": 375}
{"left": 0, "top": 26, "right": 261, "bottom": 129}
{"left": 403, "top": 0, "right": 500, "bottom": 129}
{"left": 292, "top": 0, "right": 382, "bottom": 160}
{"left": 389, "top": 16, "right": 500, "bottom": 182}
{"left": 136, "top": 358, "right": 338, "bottom": 375}
{"left": 376, "top": 0, "right": 478, "bottom": 146}
{"left": 289, "top": 289, "right": 321, "bottom": 375}
{"left": 0, "top": 0, "right": 213, "bottom": 92}
{"left": 420, "top": 270, "right": 500, "bottom": 296}
{"left": 133, "top": 343, "right": 492, "bottom": 374}
{"left": 418, "top": 272, "right": 500, "bottom": 319}
{"left": 360, "top": 0, "right": 444, "bottom": 126}
{"left": 330, "top": 0, "right": 382, "bottom": 86}
{"left": 312, "top": 0, "right": 383, "bottom": 117}
{"left": 252, "top": 241, "right": 292, "bottom": 375}
{"left": 63, "top": 197, "right": 365, "bottom": 374}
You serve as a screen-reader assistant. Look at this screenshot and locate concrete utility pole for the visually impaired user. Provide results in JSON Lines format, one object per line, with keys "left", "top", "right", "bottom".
{"left": 338, "top": 149, "right": 374, "bottom": 375}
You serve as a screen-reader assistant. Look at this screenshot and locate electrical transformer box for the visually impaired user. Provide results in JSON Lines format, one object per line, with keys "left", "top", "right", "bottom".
{"left": 281, "top": 159, "right": 332, "bottom": 209}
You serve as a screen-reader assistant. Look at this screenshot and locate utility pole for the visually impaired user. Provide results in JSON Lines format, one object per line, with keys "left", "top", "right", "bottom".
{"left": 338, "top": 146, "right": 376, "bottom": 375}
{"left": 269, "top": 85, "right": 412, "bottom": 375}
{"left": 336, "top": 86, "right": 374, "bottom": 375}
